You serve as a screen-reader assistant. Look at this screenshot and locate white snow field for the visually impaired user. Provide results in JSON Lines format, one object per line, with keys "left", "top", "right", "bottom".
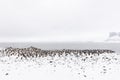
{"left": 0, "top": 52, "right": 120, "bottom": 80}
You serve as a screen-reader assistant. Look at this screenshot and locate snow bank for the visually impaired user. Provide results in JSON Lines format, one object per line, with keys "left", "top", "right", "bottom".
{"left": 0, "top": 52, "right": 120, "bottom": 80}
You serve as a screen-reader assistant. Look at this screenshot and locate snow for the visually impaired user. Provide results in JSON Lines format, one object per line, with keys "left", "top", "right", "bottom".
{"left": 0, "top": 53, "right": 120, "bottom": 80}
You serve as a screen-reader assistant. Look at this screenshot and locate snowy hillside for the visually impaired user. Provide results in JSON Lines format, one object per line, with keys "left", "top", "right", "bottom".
{"left": 0, "top": 48, "right": 120, "bottom": 80}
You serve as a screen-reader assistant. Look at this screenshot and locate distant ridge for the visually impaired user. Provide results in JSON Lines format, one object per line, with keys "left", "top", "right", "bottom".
{"left": 106, "top": 32, "right": 120, "bottom": 42}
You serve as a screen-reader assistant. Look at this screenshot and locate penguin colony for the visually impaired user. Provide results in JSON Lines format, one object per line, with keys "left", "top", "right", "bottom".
{"left": 0, "top": 46, "right": 115, "bottom": 59}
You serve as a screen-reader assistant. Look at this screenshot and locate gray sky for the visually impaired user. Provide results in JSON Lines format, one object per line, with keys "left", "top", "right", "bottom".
{"left": 0, "top": 0, "right": 120, "bottom": 42}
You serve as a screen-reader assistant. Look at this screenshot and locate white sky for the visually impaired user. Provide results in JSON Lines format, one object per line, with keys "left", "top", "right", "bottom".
{"left": 0, "top": 0, "right": 120, "bottom": 42}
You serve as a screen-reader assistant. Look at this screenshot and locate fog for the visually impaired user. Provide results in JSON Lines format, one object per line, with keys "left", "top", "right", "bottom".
{"left": 0, "top": 0, "right": 120, "bottom": 42}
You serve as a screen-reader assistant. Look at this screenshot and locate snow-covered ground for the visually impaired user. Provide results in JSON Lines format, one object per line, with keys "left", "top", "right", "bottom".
{"left": 0, "top": 53, "right": 120, "bottom": 80}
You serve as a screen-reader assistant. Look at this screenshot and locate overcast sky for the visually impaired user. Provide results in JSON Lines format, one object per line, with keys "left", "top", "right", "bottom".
{"left": 0, "top": 0, "right": 120, "bottom": 42}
